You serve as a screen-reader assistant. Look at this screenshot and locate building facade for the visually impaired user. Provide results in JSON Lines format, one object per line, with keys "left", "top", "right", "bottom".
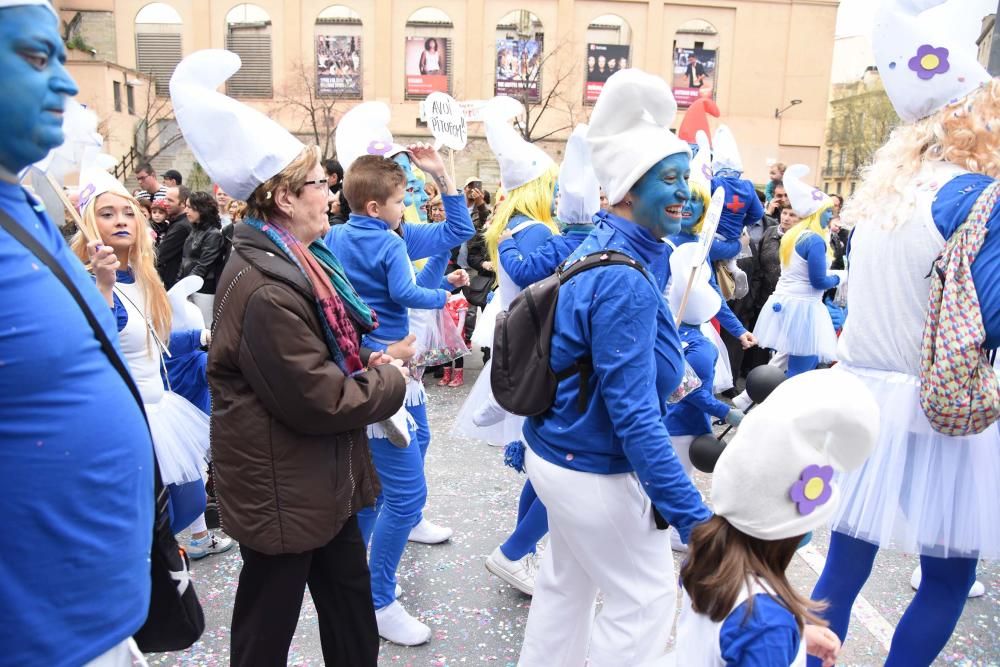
{"left": 57, "top": 0, "right": 839, "bottom": 189}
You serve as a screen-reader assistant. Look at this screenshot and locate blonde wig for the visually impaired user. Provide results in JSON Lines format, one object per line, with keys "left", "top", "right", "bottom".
{"left": 843, "top": 79, "right": 1000, "bottom": 231}
{"left": 485, "top": 164, "right": 560, "bottom": 275}
{"left": 71, "top": 192, "right": 172, "bottom": 350}
{"left": 779, "top": 200, "right": 834, "bottom": 268}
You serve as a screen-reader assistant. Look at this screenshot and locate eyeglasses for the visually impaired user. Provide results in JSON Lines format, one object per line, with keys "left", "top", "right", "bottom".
{"left": 302, "top": 179, "right": 331, "bottom": 191}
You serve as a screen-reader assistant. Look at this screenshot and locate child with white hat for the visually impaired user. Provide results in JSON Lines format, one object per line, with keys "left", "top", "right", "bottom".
{"left": 675, "top": 368, "right": 880, "bottom": 667}
{"left": 751, "top": 164, "right": 840, "bottom": 377}
{"left": 810, "top": 1, "right": 1000, "bottom": 663}
{"left": 516, "top": 68, "right": 709, "bottom": 667}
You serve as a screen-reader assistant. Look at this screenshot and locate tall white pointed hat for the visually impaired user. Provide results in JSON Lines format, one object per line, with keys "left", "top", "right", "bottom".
{"left": 784, "top": 164, "right": 830, "bottom": 219}
{"left": 334, "top": 101, "right": 409, "bottom": 171}
{"left": 586, "top": 69, "right": 690, "bottom": 206}
{"left": 710, "top": 124, "right": 743, "bottom": 174}
{"left": 170, "top": 50, "right": 304, "bottom": 201}
{"left": 77, "top": 162, "right": 132, "bottom": 213}
{"left": 689, "top": 130, "right": 713, "bottom": 192}
{"left": 0, "top": 0, "right": 57, "bottom": 18}
{"left": 484, "top": 96, "right": 555, "bottom": 191}
{"left": 873, "top": 0, "right": 992, "bottom": 124}
{"left": 557, "top": 125, "right": 600, "bottom": 225}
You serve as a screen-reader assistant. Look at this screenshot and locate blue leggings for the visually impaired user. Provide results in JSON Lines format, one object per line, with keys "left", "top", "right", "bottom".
{"left": 499, "top": 479, "right": 549, "bottom": 561}
{"left": 357, "top": 416, "right": 427, "bottom": 610}
{"left": 787, "top": 354, "right": 818, "bottom": 377}
{"left": 810, "top": 531, "right": 977, "bottom": 667}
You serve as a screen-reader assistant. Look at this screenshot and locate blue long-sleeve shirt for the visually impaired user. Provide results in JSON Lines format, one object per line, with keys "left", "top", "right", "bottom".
{"left": 930, "top": 173, "right": 1000, "bottom": 348}
{"left": 795, "top": 233, "right": 840, "bottom": 291}
{"left": 667, "top": 325, "right": 732, "bottom": 437}
{"left": 498, "top": 227, "right": 592, "bottom": 288}
{"left": 504, "top": 213, "right": 555, "bottom": 261}
{"left": 325, "top": 214, "right": 450, "bottom": 345}
{"left": 400, "top": 193, "right": 475, "bottom": 261}
{"left": 712, "top": 175, "right": 764, "bottom": 245}
{"left": 718, "top": 594, "right": 801, "bottom": 666}
{"left": 668, "top": 231, "right": 749, "bottom": 338}
{"left": 0, "top": 181, "right": 152, "bottom": 667}
{"left": 523, "top": 211, "right": 711, "bottom": 541}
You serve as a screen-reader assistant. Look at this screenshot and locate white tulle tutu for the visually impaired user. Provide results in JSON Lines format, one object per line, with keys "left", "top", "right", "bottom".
{"left": 453, "top": 360, "right": 525, "bottom": 446}
{"left": 830, "top": 364, "right": 1000, "bottom": 559}
{"left": 147, "top": 391, "right": 210, "bottom": 485}
{"left": 700, "top": 323, "right": 734, "bottom": 392}
{"left": 753, "top": 295, "right": 838, "bottom": 361}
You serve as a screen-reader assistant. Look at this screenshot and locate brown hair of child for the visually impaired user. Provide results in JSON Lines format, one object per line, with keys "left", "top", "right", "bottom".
{"left": 679, "top": 515, "right": 827, "bottom": 632}
{"left": 343, "top": 155, "right": 406, "bottom": 214}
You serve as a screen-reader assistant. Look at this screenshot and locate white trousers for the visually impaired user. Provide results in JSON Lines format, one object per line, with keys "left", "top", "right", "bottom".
{"left": 83, "top": 638, "right": 147, "bottom": 667}
{"left": 671, "top": 435, "right": 695, "bottom": 479}
{"left": 519, "top": 449, "right": 676, "bottom": 667}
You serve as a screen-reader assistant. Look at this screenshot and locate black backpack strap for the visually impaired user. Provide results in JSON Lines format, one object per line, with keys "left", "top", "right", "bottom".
{"left": 0, "top": 207, "right": 169, "bottom": 517}
{"left": 553, "top": 250, "right": 650, "bottom": 412}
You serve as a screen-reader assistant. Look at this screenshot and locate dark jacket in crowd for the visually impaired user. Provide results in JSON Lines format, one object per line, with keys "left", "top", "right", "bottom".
{"left": 156, "top": 213, "right": 192, "bottom": 289}
{"left": 208, "top": 223, "right": 406, "bottom": 555}
{"left": 754, "top": 224, "right": 785, "bottom": 312}
{"left": 179, "top": 223, "right": 227, "bottom": 294}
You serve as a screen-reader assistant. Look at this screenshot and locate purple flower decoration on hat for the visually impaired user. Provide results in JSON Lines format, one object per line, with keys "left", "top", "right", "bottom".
{"left": 78, "top": 183, "right": 96, "bottom": 212}
{"left": 367, "top": 140, "right": 393, "bottom": 156}
{"left": 908, "top": 45, "right": 950, "bottom": 81}
{"left": 789, "top": 464, "right": 834, "bottom": 516}
{"left": 810, "top": 188, "right": 826, "bottom": 202}
{"left": 701, "top": 163, "right": 713, "bottom": 182}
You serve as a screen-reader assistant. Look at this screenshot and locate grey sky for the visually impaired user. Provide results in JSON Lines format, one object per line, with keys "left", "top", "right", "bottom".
{"left": 837, "top": 0, "right": 996, "bottom": 42}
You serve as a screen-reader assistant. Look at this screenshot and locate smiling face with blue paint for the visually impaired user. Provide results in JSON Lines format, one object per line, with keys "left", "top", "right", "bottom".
{"left": 629, "top": 153, "right": 691, "bottom": 238}
{"left": 0, "top": 6, "right": 78, "bottom": 176}
{"left": 681, "top": 190, "right": 706, "bottom": 233}
{"left": 819, "top": 206, "right": 834, "bottom": 229}
{"left": 393, "top": 152, "right": 418, "bottom": 208}
{"left": 412, "top": 168, "right": 429, "bottom": 220}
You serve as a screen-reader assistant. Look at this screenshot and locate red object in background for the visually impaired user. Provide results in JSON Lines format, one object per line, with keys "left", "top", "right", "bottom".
{"left": 445, "top": 296, "right": 469, "bottom": 326}
{"left": 677, "top": 98, "right": 721, "bottom": 144}
{"left": 710, "top": 317, "right": 721, "bottom": 334}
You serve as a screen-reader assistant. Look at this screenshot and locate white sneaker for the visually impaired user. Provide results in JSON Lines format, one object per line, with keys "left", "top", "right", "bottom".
{"left": 186, "top": 531, "right": 235, "bottom": 560}
{"left": 375, "top": 601, "right": 431, "bottom": 646}
{"left": 472, "top": 394, "right": 506, "bottom": 427}
{"left": 485, "top": 546, "right": 537, "bottom": 595}
{"left": 669, "top": 526, "right": 689, "bottom": 553}
{"left": 910, "top": 566, "right": 985, "bottom": 598}
{"left": 732, "top": 390, "right": 752, "bottom": 412}
{"left": 408, "top": 518, "right": 453, "bottom": 544}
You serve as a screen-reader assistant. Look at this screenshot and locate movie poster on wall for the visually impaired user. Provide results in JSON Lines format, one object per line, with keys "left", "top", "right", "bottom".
{"left": 316, "top": 35, "right": 362, "bottom": 97}
{"left": 584, "top": 43, "right": 629, "bottom": 103}
{"left": 495, "top": 38, "right": 542, "bottom": 101}
{"left": 405, "top": 37, "right": 449, "bottom": 96}
{"left": 672, "top": 47, "right": 718, "bottom": 108}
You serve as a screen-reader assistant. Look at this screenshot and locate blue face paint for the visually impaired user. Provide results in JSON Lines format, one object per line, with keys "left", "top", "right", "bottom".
{"left": 681, "top": 192, "right": 705, "bottom": 233}
{"left": 393, "top": 153, "right": 417, "bottom": 208}
{"left": 820, "top": 207, "right": 833, "bottom": 229}
{"left": 0, "top": 7, "right": 78, "bottom": 173}
{"left": 551, "top": 180, "right": 560, "bottom": 217}
{"left": 413, "top": 170, "right": 429, "bottom": 221}
{"left": 630, "top": 153, "right": 691, "bottom": 239}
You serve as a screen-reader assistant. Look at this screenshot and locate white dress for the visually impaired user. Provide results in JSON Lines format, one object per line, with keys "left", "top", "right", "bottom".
{"left": 668, "top": 581, "right": 807, "bottom": 667}
{"left": 831, "top": 161, "right": 1000, "bottom": 559}
{"left": 454, "top": 220, "right": 545, "bottom": 446}
{"left": 116, "top": 280, "right": 210, "bottom": 485}
{"left": 752, "top": 232, "right": 838, "bottom": 361}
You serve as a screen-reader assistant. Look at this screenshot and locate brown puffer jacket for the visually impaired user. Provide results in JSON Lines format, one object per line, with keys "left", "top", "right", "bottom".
{"left": 208, "top": 223, "right": 405, "bottom": 555}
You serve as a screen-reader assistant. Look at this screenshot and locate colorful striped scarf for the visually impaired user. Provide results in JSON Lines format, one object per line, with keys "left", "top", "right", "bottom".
{"left": 245, "top": 217, "right": 378, "bottom": 376}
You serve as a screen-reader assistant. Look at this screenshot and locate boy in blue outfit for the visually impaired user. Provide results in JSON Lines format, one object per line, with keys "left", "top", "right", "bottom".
{"left": 324, "top": 145, "right": 472, "bottom": 647}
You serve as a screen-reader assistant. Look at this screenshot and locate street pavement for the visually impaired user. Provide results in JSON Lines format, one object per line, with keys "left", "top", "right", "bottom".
{"left": 154, "top": 359, "right": 999, "bottom": 666}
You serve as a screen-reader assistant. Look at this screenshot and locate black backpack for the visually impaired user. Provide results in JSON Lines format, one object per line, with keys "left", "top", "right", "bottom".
{"left": 491, "top": 250, "right": 649, "bottom": 417}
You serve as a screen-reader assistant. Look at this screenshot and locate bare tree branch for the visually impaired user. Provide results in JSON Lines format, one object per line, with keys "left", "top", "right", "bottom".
{"left": 271, "top": 60, "right": 349, "bottom": 160}
{"left": 506, "top": 38, "right": 578, "bottom": 144}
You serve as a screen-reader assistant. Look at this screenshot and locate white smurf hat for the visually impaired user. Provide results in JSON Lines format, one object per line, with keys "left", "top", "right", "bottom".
{"left": 689, "top": 130, "right": 713, "bottom": 192}
{"left": 170, "top": 50, "right": 304, "bottom": 202}
{"left": 710, "top": 124, "right": 743, "bottom": 174}
{"left": 484, "top": 96, "right": 555, "bottom": 191}
{"left": 586, "top": 69, "right": 690, "bottom": 206}
{"left": 873, "top": 0, "right": 992, "bottom": 124}
{"left": 667, "top": 243, "right": 721, "bottom": 326}
{"left": 77, "top": 165, "right": 132, "bottom": 213}
{"left": 167, "top": 275, "right": 206, "bottom": 332}
{"left": 712, "top": 369, "right": 880, "bottom": 541}
{"left": 334, "top": 101, "right": 409, "bottom": 171}
{"left": 784, "top": 164, "right": 829, "bottom": 218}
{"left": 557, "top": 125, "right": 600, "bottom": 225}
{"left": 0, "top": 0, "right": 56, "bottom": 17}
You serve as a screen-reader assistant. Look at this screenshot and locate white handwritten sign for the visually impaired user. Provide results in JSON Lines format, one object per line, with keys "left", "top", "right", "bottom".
{"left": 426, "top": 92, "right": 468, "bottom": 151}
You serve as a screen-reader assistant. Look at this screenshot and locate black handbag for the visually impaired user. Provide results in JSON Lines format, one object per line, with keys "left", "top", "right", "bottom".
{"left": 463, "top": 271, "right": 494, "bottom": 308}
{"left": 0, "top": 208, "right": 206, "bottom": 653}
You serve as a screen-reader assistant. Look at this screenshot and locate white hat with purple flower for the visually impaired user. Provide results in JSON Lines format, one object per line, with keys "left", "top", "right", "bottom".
{"left": 873, "top": 0, "right": 992, "bottom": 123}
{"left": 710, "top": 368, "right": 880, "bottom": 541}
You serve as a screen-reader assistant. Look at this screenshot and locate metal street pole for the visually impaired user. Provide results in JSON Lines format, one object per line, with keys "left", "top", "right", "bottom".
{"left": 990, "top": 1, "right": 1000, "bottom": 76}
